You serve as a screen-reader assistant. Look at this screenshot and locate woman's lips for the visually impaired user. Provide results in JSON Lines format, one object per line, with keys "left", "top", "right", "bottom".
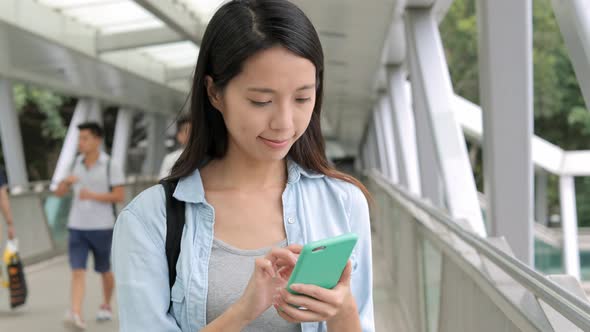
{"left": 259, "top": 137, "right": 290, "bottom": 149}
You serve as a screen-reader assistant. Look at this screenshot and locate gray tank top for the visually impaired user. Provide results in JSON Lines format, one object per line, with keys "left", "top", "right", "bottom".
{"left": 206, "top": 238, "right": 301, "bottom": 332}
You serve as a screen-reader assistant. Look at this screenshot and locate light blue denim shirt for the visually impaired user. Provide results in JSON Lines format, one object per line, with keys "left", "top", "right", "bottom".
{"left": 112, "top": 161, "right": 374, "bottom": 332}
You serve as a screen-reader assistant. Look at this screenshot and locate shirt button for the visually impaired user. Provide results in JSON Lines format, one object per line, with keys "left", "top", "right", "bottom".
{"left": 287, "top": 217, "right": 295, "bottom": 224}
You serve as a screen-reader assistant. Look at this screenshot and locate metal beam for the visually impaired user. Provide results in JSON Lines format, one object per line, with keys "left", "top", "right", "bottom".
{"left": 112, "top": 109, "right": 134, "bottom": 172}
{"left": 0, "top": 79, "right": 28, "bottom": 187}
{"left": 387, "top": 66, "right": 421, "bottom": 195}
{"left": 133, "top": 0, "right": 204, "bottom": 44}
{"left": 368, "top": 125, "right": 380, "bottom": 172}
{"left": 454, "top": 94, "right": 564, "bottom": 175}
{"left": 477, "top": 0, "right": 534, "bottom": 264}
{"left": 1, "top": 0, "right": 190, "bottom": 101}
{"left": 142, "top": 113, "right": 167, "bottom": 176}
{"left": 87, "top": 101, "right": 103, "bottom": 125}
{"left": 550, "top": 0, "right": 590, "bottom": 111}
{"left": 378, "top": 93, "right": 400, "bottom": 184}
{"left": 405, "top": 8, "right": 487, "bottom": 236}
{"left": 165, "top": 66, "right": 194, "bottom": 82}
{"left": 97, "top": 27, "right": 183, "bottom": 53}
{"left": 559, "top": 176, "right": 581, "bottom": 279}
{"left": 373, "top": 108, "right": 389, "bottom": 177}
{"left": 50, "top": 99, "right": 98, "bottom": 190}
{"left": 0, "top": 21, "right": 185, "bottom": 115}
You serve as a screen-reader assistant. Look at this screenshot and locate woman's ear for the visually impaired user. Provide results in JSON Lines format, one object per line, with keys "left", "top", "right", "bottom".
{"left": 205, "top": 76, "right": 224, "bottom": 113}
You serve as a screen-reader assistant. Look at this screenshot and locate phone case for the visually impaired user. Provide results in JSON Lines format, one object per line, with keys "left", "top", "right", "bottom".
{"left": 287, "top": 232, "right": 358, "bottom": 295}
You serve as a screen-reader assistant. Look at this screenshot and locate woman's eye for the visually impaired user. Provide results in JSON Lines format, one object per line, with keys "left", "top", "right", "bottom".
{"left": 296, "top": 97, "right": 312, "bottom": 103}
{"left": 250, "top": 100, "right": 271, "bottom": 107}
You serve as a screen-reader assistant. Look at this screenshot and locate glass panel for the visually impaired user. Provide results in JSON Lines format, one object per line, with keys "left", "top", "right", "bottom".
{"left": 422, "top": 238, "right": 442, "bottom": 332}
{"left": 100, "top": 20, "right": 165, "bottom": 34}
{"left": 38, "top": 0, "right": 164, "bottom": 34}
{"left": 534, "top": 238, "right": 564, "bottom": 275}
{"left": 61, "top": 2, "right": 157, "bottom": 27}
{"left": 38, "top": 0, "right": 116, "bottom": 8}
{"left": 138, "top": 41, "right": 199, "bottom": 67}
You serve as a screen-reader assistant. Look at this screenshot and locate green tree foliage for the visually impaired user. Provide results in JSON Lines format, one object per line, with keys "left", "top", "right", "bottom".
{"left": 440, "top": 0, "right": 590, "bottom": 226}
{"left": 13, "top": 84, "right": 67, "bottom": 140}
{"left": 2, "top": 84, "right": 73, "bottom": 181}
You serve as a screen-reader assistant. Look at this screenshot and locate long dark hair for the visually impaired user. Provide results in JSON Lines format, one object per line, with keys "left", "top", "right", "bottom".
{"left": 169, "top": 0, "right": 370, "bottom": 199}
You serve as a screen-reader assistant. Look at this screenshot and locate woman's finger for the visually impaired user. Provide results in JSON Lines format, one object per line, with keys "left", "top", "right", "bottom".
{"left": 266, "top": 247, "right": 298, "bottom": 266}
{"left": 285, "top": 244, "right": 303, "bottom": 254}
{"left": 255, "top": 258, "right": 275, "bottom": 278}
{"left": 288, "top": 283, "right": 338, "bottom": 304}
{"left": 278, "top": 288, "right": 334, "bottom": 317}
{"left": 276, "top": 265, "right": 294, "bottom": 280}
{"left": 274, "top": 293, "right": 324, "bottom": 323}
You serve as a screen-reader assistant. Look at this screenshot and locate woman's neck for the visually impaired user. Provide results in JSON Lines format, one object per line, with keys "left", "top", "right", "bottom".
{"left": 202, "top": 147, "right": 288, "bottom": 191}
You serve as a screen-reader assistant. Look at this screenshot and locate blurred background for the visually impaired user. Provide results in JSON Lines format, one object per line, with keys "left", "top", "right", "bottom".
{"left": 0, "top": 0, "right": 590, "bottom": 331}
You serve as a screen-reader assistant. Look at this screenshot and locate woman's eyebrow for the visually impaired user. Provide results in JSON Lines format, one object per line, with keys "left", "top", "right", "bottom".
{"left": 247, "top": 84, "right": 316, "bottom": 93}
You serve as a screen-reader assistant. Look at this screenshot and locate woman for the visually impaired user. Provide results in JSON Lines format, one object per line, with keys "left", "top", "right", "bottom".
{"left": 112, "top": 0, "right": 374, "bottom": 331}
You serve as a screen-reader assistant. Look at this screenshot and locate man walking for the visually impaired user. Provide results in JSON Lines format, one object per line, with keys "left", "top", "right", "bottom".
{"left": 55, "top": 122, "right": 125, "bottom": 330}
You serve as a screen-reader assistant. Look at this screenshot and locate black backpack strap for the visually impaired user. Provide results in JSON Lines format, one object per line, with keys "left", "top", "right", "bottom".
{"left": 159, "top": 179, "right": 186, "bottom": 291}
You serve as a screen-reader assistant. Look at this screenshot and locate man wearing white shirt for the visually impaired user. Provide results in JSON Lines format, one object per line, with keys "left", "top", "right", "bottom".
{"left": 55, "top": 122, "right": 125, "bottom": 330}
{"left": 159, "top": 114, "right": 191, "bottom": 179}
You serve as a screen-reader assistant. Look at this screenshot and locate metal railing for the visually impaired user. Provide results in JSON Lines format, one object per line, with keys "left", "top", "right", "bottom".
{"left": 1, "top": 176, "right": 158, "bottom": 265}
{"left": 366, "top": 170, "right": 590, "bottom": 331}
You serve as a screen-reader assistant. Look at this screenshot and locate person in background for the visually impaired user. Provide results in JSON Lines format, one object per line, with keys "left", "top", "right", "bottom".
{"left": 0, "top": 169, "right": 15, "bottom": 241}
{"left": 159, "top": 114, "right": 192, "bottom": 179}
{"left": 54, "top": 122, "right": 125, "bottom": 330}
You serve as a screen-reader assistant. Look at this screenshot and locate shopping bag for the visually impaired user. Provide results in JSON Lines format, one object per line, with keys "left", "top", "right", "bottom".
{"left": 3, "top": 239, "right": 27, "bottom": 309}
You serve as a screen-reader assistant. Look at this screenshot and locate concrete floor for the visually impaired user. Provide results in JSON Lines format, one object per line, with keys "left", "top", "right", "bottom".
{"left": 0, "top": 256, "right": 118, "bottom": 332}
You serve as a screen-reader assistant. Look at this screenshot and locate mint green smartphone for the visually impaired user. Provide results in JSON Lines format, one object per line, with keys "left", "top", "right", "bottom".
{"left": 286, "top": 232, "right": 358, "bottom": 295}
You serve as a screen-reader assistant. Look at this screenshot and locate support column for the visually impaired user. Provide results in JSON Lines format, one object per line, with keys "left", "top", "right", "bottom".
{"left": 550, "top": 0, "right": 590, "bottom": 110}
{"left": 368, "top": 126, "right": 380, "bottom": 172}
{"left": 378, "top": 93, "right": 400, "bottom": 184}
{"left": 477, "top": 0, "right": 533, "bottom": 263}
{"left": 361, "top": 134, "right": 372, "bottom": 171}
{"left": 142, "top": 113, "right": 167, "bottom": 177}
{"left": 0, "top": 79, "right": 28, "bottom": 187}
{"left": 559, "top": 176, "right": 581, "bottom": 279}
{"left": 386, "top": 65, "right": 421, "bottom": 195}
{"left": 86, "top": 100, "right": 103, "bottom": 125}
{"left": 373, "top": 108, "right": 390, "bottom": 177}
{"left": 51, "top": 99, "right": 94, "bottom": 190}
{"left": 112, "top": 109, "right": 133, "bottom": 172}
{"left": 405, "top": 8, "right": 486, "bottom": 236}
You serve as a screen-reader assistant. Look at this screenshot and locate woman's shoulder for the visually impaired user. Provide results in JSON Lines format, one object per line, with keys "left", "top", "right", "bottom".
{"left": 124, "top": 184, "right": 166, "bottom": 215}
{"left": 116, "top": 184, "right": 167, "bottom": 245}
{"left": 301, "top": 173, "right": 368, "bottom": 209}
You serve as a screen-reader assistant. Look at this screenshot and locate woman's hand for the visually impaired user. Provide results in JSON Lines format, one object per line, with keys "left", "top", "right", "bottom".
{"left": 233, "top": 245, "right": 301, "bottom": 323}
{"left": 273, "top": 261, "right": 360, "bottom": 326}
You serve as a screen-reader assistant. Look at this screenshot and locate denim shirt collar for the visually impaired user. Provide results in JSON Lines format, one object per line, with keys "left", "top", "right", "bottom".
{"left": 172, "top": 159, "right": 324, "bottom": 204}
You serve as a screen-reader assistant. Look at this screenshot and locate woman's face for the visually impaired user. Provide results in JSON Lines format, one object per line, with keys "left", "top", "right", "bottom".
{"left": 208, "top": 46, "right": 317, "bottom": 162}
